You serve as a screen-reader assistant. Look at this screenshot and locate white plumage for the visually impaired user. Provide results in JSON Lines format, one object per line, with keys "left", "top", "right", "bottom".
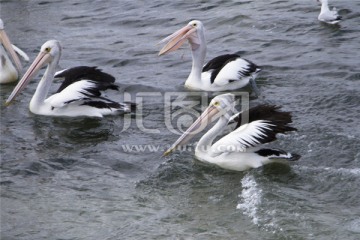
{"left": 45, "top": 80, "right": 102, "bottom": 109}
{"left": 0, "top": 18, "right": 29, "bottom": 84}
{"left": 6, "top": 40, "right": 133, "bottom": 117}
{"left": 159, "top": 20, "right": 261, "bottom": 93}
{"left": 164, "top": 93, "right": 300, "bottom": 171}
{"left": 211, "top": 58, "right": 259, "bottom": 88}
{"left": 318, "top": 0, "right": 342, "bottom": 24}
{"left": 211, "top": 120, "right": 275, "bottom": 155}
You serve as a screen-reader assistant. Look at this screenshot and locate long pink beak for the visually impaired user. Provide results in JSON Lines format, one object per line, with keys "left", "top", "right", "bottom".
{"left": 0, "top": 29, "right": 22, "bottom": 72}
{"left": 5, "top": 51, "right": 51, "bottom": 106}
{"left": 163, "top": 104, "right": 221, "bottom": 156}
{"left": 158, "top": 25, "right": 196, "bottom": 56}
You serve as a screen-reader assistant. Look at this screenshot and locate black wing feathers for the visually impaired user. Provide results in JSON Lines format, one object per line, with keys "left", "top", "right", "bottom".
{"left": 255, "top": 148, "right": 287, "bottom": 157}
{"left": 234, "top": 105, "right": 297, "bottom": 145}
{"left": 203, "top": 54, "right": 239, "bottom": 84}
{"left": 54, "top": 66, "right": 126, "bottom": 110}
{"left": 81, "top": 100, "right": 121, "bottom": 109}
{"left": 202, "top": 54, "right": 240, "bottom": 72}
{"left": 202, "top": 54, "right": 259, "bottom": 84}
{"left": 335, "top": 15, "right": 342, "bottom": 21}
{"left": 255, "top": 148, "right": 300, "bottom": 161}
{"left": 55, "top": 66, "right": 118, "bottom": 93}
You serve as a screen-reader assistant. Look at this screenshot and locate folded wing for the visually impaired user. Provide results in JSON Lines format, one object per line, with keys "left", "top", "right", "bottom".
{"left": 202, "top": 54, "right": 259, "bottom": 86}
{"left": 210, "top": 105, "right": 296, "bottom": 156}
{"left": 47, "top": 66, "right": 121, "bottom": 109}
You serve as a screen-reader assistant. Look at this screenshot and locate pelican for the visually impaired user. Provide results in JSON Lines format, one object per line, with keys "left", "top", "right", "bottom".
{"left": 5, "top": 40, "right": 134, "bottom": 117}
{"left": 317, "top": 0, "right": 342, "bottom": 24}
{"left": 158, "top": 20, "right": 261, "bottom": 94}
{"left": 0, "top": 18, "right": 29, "bottom": 84}
{"left": 164, "top": 93, "right": 300, "bottom": 171}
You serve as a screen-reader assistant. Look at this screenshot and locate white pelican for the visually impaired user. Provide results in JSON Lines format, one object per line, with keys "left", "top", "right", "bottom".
{"left": 317, "top": 0, "right": 342, "bottom": 24}
{"left": 0, "top": 18, "right": 29, "bottom": 84}
{"left": 158, "top": 20, "right": 261, "bottom": 94}
{"left": 5, "top": 40, "right": 134, "bottom": 117}
{"left": 164, "top": 93, "right": 300, "bottom": 171}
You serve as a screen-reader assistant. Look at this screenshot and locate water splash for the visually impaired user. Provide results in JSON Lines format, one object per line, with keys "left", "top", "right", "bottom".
{"left": 236, "top": 174, "right": 262, "bottom": 225}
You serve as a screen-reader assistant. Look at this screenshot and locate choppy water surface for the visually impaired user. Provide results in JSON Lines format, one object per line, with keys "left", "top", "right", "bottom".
{"left": 1, "top": 0, "right": 360, "bottom": 239}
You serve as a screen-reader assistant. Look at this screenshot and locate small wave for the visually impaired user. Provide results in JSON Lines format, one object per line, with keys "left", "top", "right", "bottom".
{"left": 326, "top": 167, "right": 360, "bottom": 176}
{"left": 345, "top": 218, "right": 360, "bottom": 233}
{"left": 296, "top": 165, "right": 360, "bottom": 177}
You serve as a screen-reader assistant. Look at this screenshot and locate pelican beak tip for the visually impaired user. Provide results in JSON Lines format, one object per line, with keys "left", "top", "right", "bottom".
{"left": 4, "top": 101, "right": 12, "bottom": 107}
{"left": 163, "top": 149, "right": 172, "bottom": 157}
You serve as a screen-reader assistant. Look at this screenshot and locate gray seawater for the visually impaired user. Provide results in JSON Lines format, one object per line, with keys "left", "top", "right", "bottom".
{"left": 1, "top": 0, "right": 360, "bottom": 239}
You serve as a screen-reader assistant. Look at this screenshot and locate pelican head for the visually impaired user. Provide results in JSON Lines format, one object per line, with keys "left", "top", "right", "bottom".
{"left": 158, "top": 20, "right": 206, "bottom": 56}
{"left": 163, "top": 93, "right": 236, "bottom": 156}
{"left": 5, "top": 40, "right": 61, "bottom": 105}
{"left": 0, "top": 18, "right": 22, "bottom": 73}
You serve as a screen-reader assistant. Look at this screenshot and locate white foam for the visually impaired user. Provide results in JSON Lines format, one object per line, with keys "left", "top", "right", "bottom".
{"left": 236, "top": 174, "right": 262, "bottom": 225}
{"left": 345, "top": 218, "right": 360, "bottom": 233}
{"left": 337, "top": 168, "right": 360, "bottom": 176}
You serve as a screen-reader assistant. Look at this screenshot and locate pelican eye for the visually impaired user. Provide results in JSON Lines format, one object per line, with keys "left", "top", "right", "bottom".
{"left": 213, "top": 101, "right": 220, "bottom": 106}
{"left": 45, "top": 47, "right": 51, "bottom": 52}
{"left": 192, "top": 23, "right": 197, "bottom": 27}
